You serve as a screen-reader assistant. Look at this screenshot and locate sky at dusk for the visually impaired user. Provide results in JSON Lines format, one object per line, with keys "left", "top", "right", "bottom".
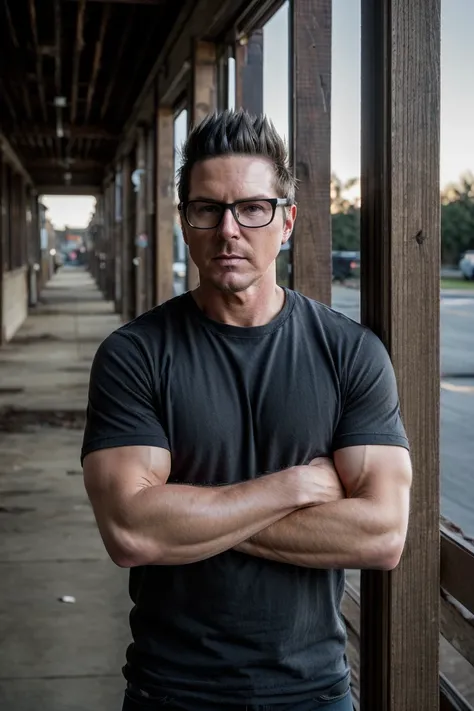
{"left": 44, "top": 0, "right": 473, "bottom": 228}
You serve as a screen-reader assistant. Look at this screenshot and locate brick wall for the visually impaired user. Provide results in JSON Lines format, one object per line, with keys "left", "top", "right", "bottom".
{"left": 1, "top": 266, "right": 28, "bottom": 342}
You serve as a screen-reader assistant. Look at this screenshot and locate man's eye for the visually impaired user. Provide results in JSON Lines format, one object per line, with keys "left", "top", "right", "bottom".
{"left": 242, "top": 204, "right": 264, "bottom": 213}
{"left": 198, "top": 205, "right": 220, "bottom": 214}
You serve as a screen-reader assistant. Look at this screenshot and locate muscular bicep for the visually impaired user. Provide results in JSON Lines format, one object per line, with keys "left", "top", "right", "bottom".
{"left": 83, "top": 445, "right": 171, "bottom": 560}
{"left": 334, "top": 444, "right": 412, "bottom": 531}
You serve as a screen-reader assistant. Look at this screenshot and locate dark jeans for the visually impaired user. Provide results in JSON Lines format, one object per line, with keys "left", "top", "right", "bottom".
{"left": 121, "top": 680, "right": 353, "bottom": 711}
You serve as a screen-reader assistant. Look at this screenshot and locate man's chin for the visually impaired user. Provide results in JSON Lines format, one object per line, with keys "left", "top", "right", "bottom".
{"left": 207, "top": 273, "right": 257, "bottom": 294}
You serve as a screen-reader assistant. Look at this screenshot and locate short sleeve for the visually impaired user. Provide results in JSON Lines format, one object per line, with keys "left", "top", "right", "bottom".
{"left": 332, "top": 328, "right": 409, "bottom": 451}
{"left": 81, "top": 331, "right": 170, "bottom": 464}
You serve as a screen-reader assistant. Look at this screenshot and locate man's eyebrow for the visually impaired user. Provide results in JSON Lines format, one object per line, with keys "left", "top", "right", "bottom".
{"left": 188, "top": 195, "right": 273, "bottom": 202}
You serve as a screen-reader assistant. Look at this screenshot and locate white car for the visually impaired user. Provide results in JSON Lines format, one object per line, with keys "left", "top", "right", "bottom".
{"left": 459, "top": 250, "right": 474, "bottom": 280}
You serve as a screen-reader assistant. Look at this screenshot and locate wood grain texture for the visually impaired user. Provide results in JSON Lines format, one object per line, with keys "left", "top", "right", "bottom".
{"left": 121, "top": 154, "right": 134, "bottom": 321}
{"left": 290, "top": 0, "right": 332, "bottom": 305}
{"left": 188, "top": 40, "right": 217, "bottom": 290}
{"left": 360, "top": 1, "right": 441, "bottom": 710}
{"left": 135, "top": 127, "right": 148, "bottom": 316}
{"left": 155, "top": 107, "right": 175, "bottom": 304}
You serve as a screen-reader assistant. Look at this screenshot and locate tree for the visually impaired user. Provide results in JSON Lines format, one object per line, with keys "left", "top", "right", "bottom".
{"left": 440, "top": 173, "right": 474, "bottom": 264}
{"left": 331, "top": 174, "right": 360, "bottom": 250}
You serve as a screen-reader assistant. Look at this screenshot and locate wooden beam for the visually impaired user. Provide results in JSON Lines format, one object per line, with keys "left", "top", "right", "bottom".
{"left": 100, "top": 8, "right": 135, "bottom": 120}
{"left": 3, "top": 0, "right": 19, "bottom": 48}
{"left": 124, "top": 0, "right": 246, "bottom": 139}
{"left": 54, "top": 0, "right": 62, "bottom": 95}
{"left": 28, "top": 0, "right": 48, "bottom": 122}
{"left": 155, "top": 107, "right": 174, "bottom": 305}
{"left": 37, "top": 185, "right": 100, "bottom": 195}
{"left": 121, "top": 154, "right": 133, "bottom": 321}
{"left": 440, "top": 590, "right": 474, "bottom": 668}
{"left": 11, "top": 126, "right": 119, "bottom": 141}
{"left": 71, "top": 0, "right": 86, "bottom": 124}
{"left": 188, "top": 40, "right": 217, "bottom": 290}
{"left": 28, "top": 158, "right": 104, "bottom": 170}
{"left": 359, "top": 1, "right": 441, "bottom": 710}
{"left": 85, "top": 3, "right": 111, "bottom": 123}
{"left": 116, "top": 18, "right": 161, "bottom": 121}
{"left": 235, "top": 31, "right": 264, "bottom": 115}
{"left": 66, "top": 0, "right": 165, "bottom": 4}
{"left": 0, "top": 134, "right": 33, "bottom": 186}
{"left": 441, "top": 529, "right": 474, "bottom": 615}
{"left": 290, "top": 0, "right": 332, "bottom": 304}
{"left": 134, "top": 127, "right": 148, "bottom": 317}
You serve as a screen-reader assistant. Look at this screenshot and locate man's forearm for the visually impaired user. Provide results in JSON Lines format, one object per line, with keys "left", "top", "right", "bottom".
{"left": 234, "top": 498, "right": 405, "bottom": 570}
{"left": 110, "top": 468, "right": 311, "bottom": 568}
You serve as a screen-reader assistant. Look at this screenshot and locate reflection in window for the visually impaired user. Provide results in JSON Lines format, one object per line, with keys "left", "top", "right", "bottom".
{"left": 263, "top": 1, "right": 290, "bottom": 286}
{"left": 228, "top": 56, "right": 236, "bottom": 110}
{"left": 173, "top": 110, "right": 188, "bottom": 296}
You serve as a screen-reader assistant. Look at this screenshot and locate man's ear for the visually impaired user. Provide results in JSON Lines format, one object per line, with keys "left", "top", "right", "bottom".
{"left": 179, "top": 215, "right": 189, "bottom": 246}
{"left": 282, "top": 204, "right": 297, "bottom": 244}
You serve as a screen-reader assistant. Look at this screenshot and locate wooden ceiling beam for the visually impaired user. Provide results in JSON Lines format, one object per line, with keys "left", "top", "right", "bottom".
{"left": 100, "top": 7, "right": 135, "bottom": 120}
{"left": 10, "top": 126, "right": 119, "bottom": 140}
{"left": 85, "top": 3, "right": 111, "bottom": 123}
{"left": 3, "top": 0, "right": 20, "bottom": 48}
{"left": 71, "top": 0, "right": 87, "bottom": 124}
{"left": 28, "top": 0, "right": 48, "bottom": 122}
{"left": 64, "top": 0, "right": 165, "bottom": 4}
{"left": 54, "top": 0, "right": 62, "bottom": 96}
{"left": 28, "top": 158, "right": 104, "bottom": 169}
{"left": 36, "top": 185, "right": 101, "bottom": 196}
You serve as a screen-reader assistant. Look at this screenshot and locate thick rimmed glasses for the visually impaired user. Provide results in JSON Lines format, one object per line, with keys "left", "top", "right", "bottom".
{"left": 178, "top": 198, "right": 291, "bottom": 230}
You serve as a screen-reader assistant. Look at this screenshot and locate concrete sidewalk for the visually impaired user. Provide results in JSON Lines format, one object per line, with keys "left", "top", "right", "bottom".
{"left": 0, "top": 268, "right": 129, "bottom": 711}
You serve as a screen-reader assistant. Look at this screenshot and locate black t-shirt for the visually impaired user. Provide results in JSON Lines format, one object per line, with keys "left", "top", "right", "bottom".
{"left": 81, "top": 288, "right": 409, "bottom": 705}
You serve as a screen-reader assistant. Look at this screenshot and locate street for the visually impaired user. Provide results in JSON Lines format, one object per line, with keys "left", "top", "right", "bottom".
{"left": 332, "top": 284, "right": 474, "bottom": 538}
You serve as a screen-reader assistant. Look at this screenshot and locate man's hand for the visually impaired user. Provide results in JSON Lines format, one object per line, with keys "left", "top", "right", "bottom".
{"left": 294, "top": 456, "right": 346, "bottom": 507}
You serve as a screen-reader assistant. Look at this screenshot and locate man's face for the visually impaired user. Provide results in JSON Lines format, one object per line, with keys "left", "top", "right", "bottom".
{"left": 181, "top": 155, "right": 296, "bottom": 294}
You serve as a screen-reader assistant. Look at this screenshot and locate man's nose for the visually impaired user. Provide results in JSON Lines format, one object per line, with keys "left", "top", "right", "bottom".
{"left": 217, "top": 208, "right": 240, "bottom": 238}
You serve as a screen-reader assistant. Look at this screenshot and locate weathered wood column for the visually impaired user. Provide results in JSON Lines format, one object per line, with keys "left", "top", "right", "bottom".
{"left": 0, "top": 149, "right": 4, "bottom": 345}
{"left": 359, "top": 1, "right": 441, "bottom": 710}
{"left": 290, "top": 0, "right": 332, "bottom": 305}
{"left": 134, "top": 127, "right": 148, "bottom": 316}
{"left": 114, "top": 165, "right": 123, "bottom": 315}
{"left": 188, "top": 40, "right": 217, "bottom": 290}
{"left": 235, "top": 31, "right": 263, "bottom": 115}
{"left": 121, "top": 154, "right": 133, "bottom": 322}
{"left": 155, "top": 105, "right": 174, "bottom": 305}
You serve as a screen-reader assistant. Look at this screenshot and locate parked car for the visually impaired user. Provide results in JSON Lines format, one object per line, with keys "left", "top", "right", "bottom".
{"left": 459, "top": 250, "right": 474, "bottom": 280}
{"left": 332, "top": 251, "right": 360, "bottom": 282}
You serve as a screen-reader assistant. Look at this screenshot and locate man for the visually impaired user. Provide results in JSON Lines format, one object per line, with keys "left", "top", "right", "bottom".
{"left": 82, "top": 109, "right": 412, "bottom": 711}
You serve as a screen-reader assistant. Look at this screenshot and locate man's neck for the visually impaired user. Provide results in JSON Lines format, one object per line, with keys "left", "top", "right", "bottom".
{"left": 192, "top": 281, "right": 286, "bottom": 328}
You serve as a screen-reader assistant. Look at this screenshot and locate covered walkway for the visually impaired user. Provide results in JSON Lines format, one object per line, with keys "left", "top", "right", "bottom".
{"left": 0, "top": 268, "right": 129, "bottom": 711}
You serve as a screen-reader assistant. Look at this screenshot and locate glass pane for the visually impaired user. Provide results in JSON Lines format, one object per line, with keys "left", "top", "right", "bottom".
{"left": 263, "top": 1, "right": 290, "bottom": 286}
{"left": 228, "top": 56, "right": 236, "bottom": 111}
{"left": 173, "top": 109, "right": 188, "bottom": 296}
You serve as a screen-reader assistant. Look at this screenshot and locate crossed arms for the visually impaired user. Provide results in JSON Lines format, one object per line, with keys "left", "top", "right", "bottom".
{"left": 83, "top": 442, "right": 412, "bottom": 571}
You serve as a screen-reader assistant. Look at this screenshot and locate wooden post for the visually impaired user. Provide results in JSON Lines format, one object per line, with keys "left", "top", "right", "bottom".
{"left": 0, "top": 149, "right": 4, "bottom": 345}
{"left": 135, "top": 127, "right": 148, "bottom": 316}
{"left": 290, "top": 0, "right": 332, "bottom": 305}
{"left": 155, "top": 106, "right": 175, "bottom": 305}
{"left": 359, "top": 1, "right": 441, "bottom": 710}
{"left": 122, "top": 154, "right": 133, "bottom": 322}
{"left": 188, "top": 40, "right": 217, "bottom": 290}
{"left": 217, "top": 48, "right": 230, "bottom": 112}
{"left": 114, "top": 165, "right": 123, "bottom": 314}
{"left": 235, "top": 30, "right": 263, "bottom": 115}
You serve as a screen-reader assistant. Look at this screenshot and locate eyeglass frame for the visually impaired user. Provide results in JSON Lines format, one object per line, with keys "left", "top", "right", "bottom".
{"left": 178, "top": 197, "right": 293, "bottom": 230}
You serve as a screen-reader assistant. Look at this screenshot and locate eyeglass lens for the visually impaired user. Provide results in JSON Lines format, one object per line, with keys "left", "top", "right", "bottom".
{"left": 186, "top": 200, "right": 275, "bottom": 229}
